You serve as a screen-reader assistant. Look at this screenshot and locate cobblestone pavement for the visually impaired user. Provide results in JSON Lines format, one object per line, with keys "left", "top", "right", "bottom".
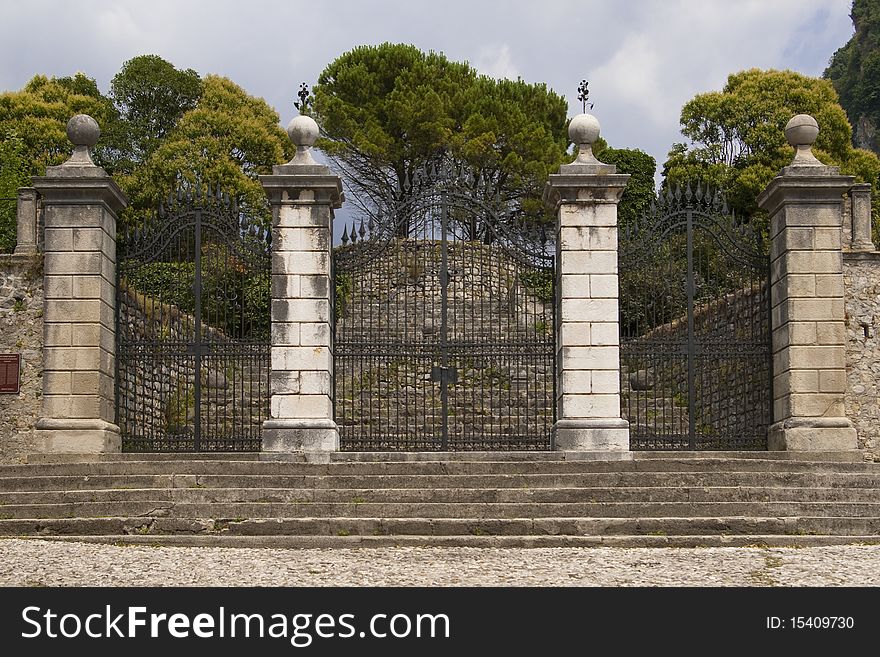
{"left": 1, "top": 539, "right": 879, "bottom": 586}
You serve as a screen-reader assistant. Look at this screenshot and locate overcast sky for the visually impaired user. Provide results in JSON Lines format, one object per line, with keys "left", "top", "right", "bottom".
{"left": 0, "top": 0, "right": 856, "bottom": 179}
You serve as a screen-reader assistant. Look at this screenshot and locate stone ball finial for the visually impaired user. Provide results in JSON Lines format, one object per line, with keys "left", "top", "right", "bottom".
{"left": 785, "top": 114, "right": 821, "bottom": 165}
{"left": 568, "top": 113, "right": 603, "bottom": 166}
{"left": 67, "top": 114, "right": 100, "bottom": 147}
{"left": 62, "top": 114, "right": 100, "bottom": 166}
{"left": 287, "top": 114, "right": 319, "bottom": 165}
{"left": 569, "top": 113, "right": 600, "bottom": 147}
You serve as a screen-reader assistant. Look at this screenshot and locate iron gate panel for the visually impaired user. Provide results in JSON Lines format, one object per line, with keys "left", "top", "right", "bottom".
{"left": 116, "top": 186, "right": 271, "bottom": 451}
{"left": 334, "top": 174, "right": 555, "bottom": 451}
{"left": 619, "top": 186, "right": 771, "bottom": 450}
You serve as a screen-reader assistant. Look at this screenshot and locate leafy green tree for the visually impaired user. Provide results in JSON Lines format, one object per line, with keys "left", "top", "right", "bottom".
{"left": 825, "top": 0, "right": 880, "bottom": 153}
{"left": 0, "top": 73, "right": 121, "bottom": 176}
{"left": 663, "top": 68, "right": 880, "bottom": 217}
{"left": 110, "top": 55, "right": 202, "bottom": 173}
{"left": 118, "top": 74, "right": 293, "bottom": 228}
{"left": 593, "top": 141, "right": 656, "bottom": 228}
{"left": 0, "top": 130, "right": 29, "bottom": 251}
{"left": 310, "top": 43, "right": 569, "bottom": 235}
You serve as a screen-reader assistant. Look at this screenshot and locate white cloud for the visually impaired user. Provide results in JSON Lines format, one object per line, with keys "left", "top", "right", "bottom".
{"left": 475, "top": 44, "right": 520, "bottom": 80}
{"left": 0, "top": 0, "right": 858, "bottom": 177}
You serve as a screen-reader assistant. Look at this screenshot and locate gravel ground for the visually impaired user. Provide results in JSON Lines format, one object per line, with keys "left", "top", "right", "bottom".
{"left": 1, "top": 539, "right": 879, "bottom": 586}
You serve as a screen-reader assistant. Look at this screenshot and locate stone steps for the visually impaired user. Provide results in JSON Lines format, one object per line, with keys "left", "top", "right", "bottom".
{"left": 35, "top": 534, "right": 880, "bottom": 549}
{"left": 0, "top": 454, "right": 877, "bottom": 545}
{"left": 3, "top": 515, "right": 880, "bottom": 538}
{"left": 2, "top": 501, "right": 880, "bottom": 520}
{"left": 3, "top": 472, "right": 880, "bottom": 492}
{"left": 0, "top": 485, "right": 873, "bottom": 505}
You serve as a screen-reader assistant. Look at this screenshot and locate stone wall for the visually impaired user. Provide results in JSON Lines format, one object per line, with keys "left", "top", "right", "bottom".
{"left": 843, "top": 252, "right": 880, "bottom": 456}
{"left": 0, "top": 254, "right": 43, "bottom": 463}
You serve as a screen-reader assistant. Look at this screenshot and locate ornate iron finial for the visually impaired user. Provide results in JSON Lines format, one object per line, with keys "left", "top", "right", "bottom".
{"left": 577, "top": 79, "right": 593, "bottom": 113}
{"left": 294, "top": 82, "right": 310, "bottom": 112}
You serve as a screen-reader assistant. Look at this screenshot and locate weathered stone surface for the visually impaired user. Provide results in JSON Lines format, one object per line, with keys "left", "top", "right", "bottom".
{"left": 0, "top": 255, "right": 44, "bottom": 463}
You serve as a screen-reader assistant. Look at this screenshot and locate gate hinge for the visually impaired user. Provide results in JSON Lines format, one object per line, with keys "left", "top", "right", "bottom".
{"left": 431, "top": 366, "right": 458, "bottom": 384}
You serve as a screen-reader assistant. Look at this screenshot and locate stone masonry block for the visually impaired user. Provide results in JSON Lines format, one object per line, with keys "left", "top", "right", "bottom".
{"left": 590, "top": 322, "right": 620, "bottom": 346}
{"left": 44, "top": 346, "right": 101, "bottom": 372}
{"left": 71, "top": 371, "right": 100, "bottom": 394}
{"left": 43, "top": 394, "right": 101, "bottom": 419}
{"left": 560, "top": 226, "right": 617, "bottom": 251}
{"left": 73, "top": 227, "right": 105, "bottom": 251}
{"left": 784, "top": 251, "right": 842, "bottom": 275}
{"left": 559, "top": 322, "right": 591, "bottom": 347}
{"left": 44, "top": 252, "right": 102, "bottom": 275}
{"left": 42, "top": 371, "right": 72, "bottom": 395}
{"left": 271, "top": 323, "right": 300, "bottom": 346}
{"left": 276, "top": 205, "right": 319, "bottom": 228}
{"left": 299, "top": 275, "right": 329, "bottom": 299}
{"left": 772, "top": 274, "right": 815, "bottom": 301}
{"left": 815, "top": 322, "right": 846, "bottom": 345}
{"left": 818, "top": 369, "right": 847, "bottom": 394}
{"left": 815, "top": 274, "right": 844, "bottom": 298}
{"left": 43, "top": 228, "right": 74, "bottom": 251}
{"left": 271, "top": 346, "right": 332, "bottom": 372}
{"left": 559, "top": 275, "right": 591, "bottom": 298}
{"left": 560, "top": 370, "right": 592, "bottom": 395}
{"left": 269, "top": 369, "right": 300, "bottom": 395}
{"left": 589, "top": 275, "right": 618, "bottom": 298}
{"left": 271, "top": 299, "right": 330, "bottom": 323}
{"left": 70, "top": 324, "right": 102, "bottom": 347}
{"left": 814, "top": 227, "right": 842, "bottom": 250}
{"left": 590, "top": 370, "right": 621, "bottom": 394}
{"left": 787, "top": 345, "right": 846, "bottom": 370}
{"left": 44, "top": 299, "right": 102, "bottom": 324}
{"left": 558, "top": 204, "right": 618, "bottom": 228}
{"left": 43, "top": 323, "right": 72, "bottom": 347}
{"left": 71, "top": 275, "right": 103, "bottom": 300}
{"left": 774, "top": 370, "right": 818, "bottom": 395}
{"left": 275, "top": 226, "right": 329, "bottom": 252}
{"left": 562, "top": 346, "right": 619, "bottom": 371}
{"left": 788, "top": 393, "right": 846, "bottom": 418}
{"left": 271, "top": 274, "right": 301, "bottom": 299}
{"left": 270, "top": 371, "right": 301, "bottom": 395}
{"left": 561, "top": 298, "right": 618, "bottom": 323}
{"left": 787, "top": 322, "right": 817, "bottom": 346}
{"left": 299, "top": 371, "right": 332, "bottom": 396}
{"left": 787, "top": 298, "right": 844, "bottom": 322}
{"left": 300, "top": 322, "right": 331, "bottom": 347}
{"left": 559, "top": 251, "right": 617, "bottom": 275}
{"left": 561, "top": 394, "right": 620, "bottom": 419}
{"left": 272, "top": 251, "right": 329, "bottom": 276}
{"left": 271, "top": 394, "right": 333, "bottom": 419}
{"left": 44, "top": 276, "right": 73, "bottom": 299}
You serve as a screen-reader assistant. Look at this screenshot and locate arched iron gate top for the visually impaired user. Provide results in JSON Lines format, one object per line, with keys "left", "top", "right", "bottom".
{"left": 333, "top": 165, "right": 556, "bottom": 452}
{"left": 618, "top": 183, "right": 771, "bottom": 451}
{"left": 116, "top": 183, "right": 271, "bottom": 452}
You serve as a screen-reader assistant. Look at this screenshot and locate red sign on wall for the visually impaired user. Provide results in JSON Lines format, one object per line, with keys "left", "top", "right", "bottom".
{"left": 0, "top": 354, "right": 21, "bottom": 394}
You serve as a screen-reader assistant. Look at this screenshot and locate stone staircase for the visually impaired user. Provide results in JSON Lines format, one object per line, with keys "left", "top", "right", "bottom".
{"left": 1, "top": 452, "right": 878, "bottom": 548}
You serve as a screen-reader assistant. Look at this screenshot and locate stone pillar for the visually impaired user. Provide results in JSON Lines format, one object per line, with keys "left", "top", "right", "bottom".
{"left": 849, "top": 183, "right": 875, "bottom": 251}
{"left": 757, "top": 114, "right": 857, "bottom": 451}
{"left": 260, "top": 114, "right": 343, "bottom": 453}
{"left": 544, "top": 113, "right": 631, "bottom": 454}
{"left": 31, "top": 114, "right": 127, "bottom": 453}
{"left": 13, "top": 187, "right": 39, "bottom": 255}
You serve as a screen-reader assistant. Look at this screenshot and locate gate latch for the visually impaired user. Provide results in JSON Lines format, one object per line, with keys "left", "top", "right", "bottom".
{"left": 431, "top": 366, "right": 458, "bottom": 384}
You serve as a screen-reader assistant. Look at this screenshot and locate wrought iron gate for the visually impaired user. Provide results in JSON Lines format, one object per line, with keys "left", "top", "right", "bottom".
{"left": 116, "top": 185, "right": 271, "bottom": 451}
{"left": 333, "top": 169, "right": 555, "bottom": 450}
{"left": 618, "top": 185, "right": 771, "bottom": 450}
